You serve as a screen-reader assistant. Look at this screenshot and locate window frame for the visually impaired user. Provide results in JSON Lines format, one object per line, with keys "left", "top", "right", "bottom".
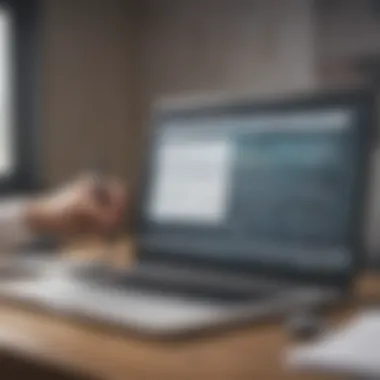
{"left": 0, "top": 0, "right": 40, "bottom": 195}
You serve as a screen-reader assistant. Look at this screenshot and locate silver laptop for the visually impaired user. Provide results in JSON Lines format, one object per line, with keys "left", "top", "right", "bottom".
{"left": 0, "top": 90, "right": 375, "bottom": 338}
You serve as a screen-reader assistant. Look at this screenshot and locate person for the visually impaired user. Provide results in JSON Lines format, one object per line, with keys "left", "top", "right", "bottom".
{"left": 0, "top": 175, "right": 127, "bottom": 249}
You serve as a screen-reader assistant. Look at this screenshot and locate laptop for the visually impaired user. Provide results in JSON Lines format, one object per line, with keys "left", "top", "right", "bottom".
{"left": 0, "top": 89, "right": 375, "bottom": 337}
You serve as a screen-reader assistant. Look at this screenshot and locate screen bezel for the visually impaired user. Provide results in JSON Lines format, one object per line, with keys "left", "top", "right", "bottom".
{"left": 135, "top": 89, "right": 376, "bottom": 289}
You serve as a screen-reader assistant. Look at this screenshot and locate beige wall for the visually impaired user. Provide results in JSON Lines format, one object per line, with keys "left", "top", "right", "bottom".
{"left": 41, "top": 0, "right": 320, "bottom": 185}
{"left": 316, "top": 0, "right": 380, "bottom": 86}
{"left": 139, "top": 0, "right": 317, "bottom": 101}
{"left": 40, "top": 0, "right": 380, "bottom": 181}
{"left": 41, "top": 0, "right": 135, "bottom": 185}
{"left": 129, "top": 0, "right": 319, "bottom": 173}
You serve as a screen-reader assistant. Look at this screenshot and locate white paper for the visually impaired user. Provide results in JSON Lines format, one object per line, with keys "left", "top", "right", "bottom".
{"left": 287, "top": 310, "right": 380, "bottom": 377}
{"left": 148, "top": 138, "right": 232, "bottom": 224}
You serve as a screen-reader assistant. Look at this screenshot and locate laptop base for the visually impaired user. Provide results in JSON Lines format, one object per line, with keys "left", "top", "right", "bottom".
{"left": 0, "top": 259, "right": 341, "bottom": 338}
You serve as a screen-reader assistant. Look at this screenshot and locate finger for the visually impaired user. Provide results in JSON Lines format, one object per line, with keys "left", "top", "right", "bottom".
{"left": 108, "top": 178, "right": 126, "bottom": 202}
{"left": 106, "top": 178, "right": 127, "bottom": 214}
{"left": 79, "top": 198, "right": 115, "bottom": 233}
{"left": 84, "top": 177, "right": 127, "bottom": 231}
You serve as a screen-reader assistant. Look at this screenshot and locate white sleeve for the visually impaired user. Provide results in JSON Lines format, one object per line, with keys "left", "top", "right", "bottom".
{"left": 0, "top": 198, "right": 34, "bottom": 249}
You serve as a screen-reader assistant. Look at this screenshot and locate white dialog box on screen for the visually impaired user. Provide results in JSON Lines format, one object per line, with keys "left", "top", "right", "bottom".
{"left": 148, "top": 136, "right": 233, "bottom": 224}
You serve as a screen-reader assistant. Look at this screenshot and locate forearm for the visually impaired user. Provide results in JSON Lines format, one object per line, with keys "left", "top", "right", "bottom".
{"left": 24, "top": 197, "right": 55, "bottom": 237}
{"left": 0, "top": 176, "right": 126, "bottom": 250}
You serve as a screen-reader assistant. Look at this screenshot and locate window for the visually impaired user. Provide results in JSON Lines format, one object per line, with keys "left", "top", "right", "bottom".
{"left": 0, "top": 0, "right": 39, "bottom": 194}
{"left": 0, "top": 7, "right": 13, "bottom": 176}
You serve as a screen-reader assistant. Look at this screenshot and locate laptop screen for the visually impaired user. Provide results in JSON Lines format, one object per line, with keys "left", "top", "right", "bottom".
{"left": 138, "top": 91, "right": 374, "bottom": 284}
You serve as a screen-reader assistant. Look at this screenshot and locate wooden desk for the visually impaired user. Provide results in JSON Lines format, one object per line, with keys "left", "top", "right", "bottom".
{"left": 0, "top": 240, "right": 375, "bottom": 380}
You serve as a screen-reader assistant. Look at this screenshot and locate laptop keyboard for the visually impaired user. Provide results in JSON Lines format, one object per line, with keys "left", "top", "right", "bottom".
{"left": 65, "top": 265, "right": 272, "bottom": 304}
{"left": 112, "top": 275, "right": 265, "bottom": 302}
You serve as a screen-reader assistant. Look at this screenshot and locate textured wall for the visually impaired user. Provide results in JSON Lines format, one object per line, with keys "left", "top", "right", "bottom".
{"left": 41, "top": 0, "right": 134, "bottom": 185}
{"left": 139, "top": 0, "right": 316, "bottom": 99}
{"left": 40, "top": 0, "right": 318, "bottom": 185}
{"left": 131, "top": 0, "right": 317, "bottom": 177}
{"left": 316, "top": 0, "right": 380, "bottom": 86}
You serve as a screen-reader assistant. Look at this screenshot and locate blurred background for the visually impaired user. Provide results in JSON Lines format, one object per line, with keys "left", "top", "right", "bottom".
{"left": 30, "top": 0, "right": 380, "bottom": 263}
{"left": 38, "top": 0, "right": 378, "bottom": 180}
{"left": 0, "top": 1, "right": 377, "bottom": 378}
{"left": 2, "top": 0, "right": 380, "bottom": 253}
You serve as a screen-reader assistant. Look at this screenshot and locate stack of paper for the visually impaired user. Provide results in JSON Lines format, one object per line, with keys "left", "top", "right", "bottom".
{"left": 286, "top": 310, "right": 380, "bottom": 378}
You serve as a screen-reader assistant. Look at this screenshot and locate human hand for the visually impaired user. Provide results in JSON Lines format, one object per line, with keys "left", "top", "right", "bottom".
{"left": 25, "top": 175, "right": 127, "bottom": 238}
